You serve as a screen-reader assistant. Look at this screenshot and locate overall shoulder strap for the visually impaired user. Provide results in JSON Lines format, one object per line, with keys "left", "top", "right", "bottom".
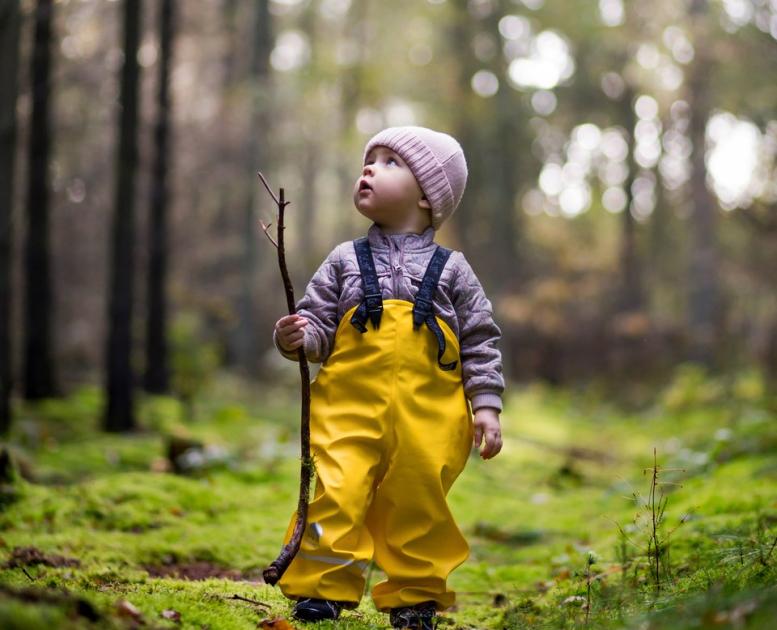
{"left": 350, "top": 237, "right": 383, "bottom": 333}
{"left": 412, "top": 246, "right": 457, "bottom": 371}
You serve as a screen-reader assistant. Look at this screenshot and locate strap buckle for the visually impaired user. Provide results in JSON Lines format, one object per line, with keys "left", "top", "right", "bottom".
{"left": 364, "top": 293, "right": 383, "bottom": 314}
{"left": 414, "top": 296, "right": 433, "bottom": 312}
{"left": 412, "top": 296, "right": 432, "bottom": 329}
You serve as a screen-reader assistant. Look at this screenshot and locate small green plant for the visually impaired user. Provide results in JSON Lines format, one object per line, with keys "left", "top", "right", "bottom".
{"left": 584, "top": 549, "right": 596, "bottom": 625}
{"left": 714, "top": 512, "right": 777, "bottom": 577}
{"left": 615, "top": 448, "right": 690, "bottom": 596}
{"left": 615, "top": 524, "right": 634, "bottom": 590}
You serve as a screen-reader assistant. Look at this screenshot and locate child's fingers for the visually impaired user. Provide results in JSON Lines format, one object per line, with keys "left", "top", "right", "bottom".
{"left": 278, "top": 325, "right": 305, "bottom": 350}
{"left": 276, "top": 315, "right": 308, "bottom": 332}
{"left": 282, "top": 336, "right": 304, "bottom": 350}
{"left": 283, "top": 326, "right": 306, "bottom": 343}
{"left": 276, "top": 320, "right": 308, "bottom": 342}
{"left": 283, "top": 329, "right": 305, "bottom": 344}
{"left": 276, "top": 316, "right": 308, "bottom": 351}
{"left": 480, "top": 428, "right": 503, "bottom": 460}
{"left": 473, "top": 424, "right": 483, "bottom": 449}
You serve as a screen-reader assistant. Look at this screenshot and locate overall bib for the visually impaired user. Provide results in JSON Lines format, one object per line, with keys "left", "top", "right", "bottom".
{"left": 278, "top": 239, "right": 473, "bottom": 611}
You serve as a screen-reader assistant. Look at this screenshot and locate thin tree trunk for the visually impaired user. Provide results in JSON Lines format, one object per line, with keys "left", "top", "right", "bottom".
{"left": 686, "top": 0, "right": 720, "bottom": 366}
{"left": 220, "top": 0, "right": 240, "bottom": 88}
{"left": 647, "top": 112, "right": 679, "bottom": 319}
{"left": 104, "top": 0, "right": 141, "bottom": 432}
{"left": 205, "top": 0, "right": 242, "bottom": 369}
{"left": 144, "top": 0, "right": 175, "bottom": 394}
{"left": 0, "top": 0, "right": 21, "bottom": 433}
{"left": 449, "top": 0, "right": 482, "bottom": 253}
{"left": 298, "top": 0, "right": 318, "bottom": 274}
{"left": 335, "top": 0, "right": 366, "bottom": 244}
{"left": 492, "top": 97, "right": 521, "bottom": 274}
{"left": 488, "top": 5, "right": 523, "bottom": 289}
{"left": 23, "top": 0, "right": 57, "bottom": 400}
{"left": 215, "top": 0, "right": 240, "bottom": 240}
{"left": 619, "top": 85, "right": 644, "bottom": 312}
{"left": 233, "top": 0, "right": 272, "bottom": 374}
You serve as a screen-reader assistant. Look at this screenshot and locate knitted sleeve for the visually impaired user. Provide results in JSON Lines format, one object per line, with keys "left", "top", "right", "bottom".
{"left": 273, "top": 244, "right": 342, "bottom": 364}
{"left": 449, "top": 252, "right": 505, "bottom": 412}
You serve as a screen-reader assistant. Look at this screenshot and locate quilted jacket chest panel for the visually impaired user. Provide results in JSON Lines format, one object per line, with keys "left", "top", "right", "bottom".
{"left": 273, "top": 223, "right": 505, "bottom": 411}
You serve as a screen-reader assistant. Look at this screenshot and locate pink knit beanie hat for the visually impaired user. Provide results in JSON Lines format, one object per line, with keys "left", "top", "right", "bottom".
{"left": 363, "top": 126, "right": 468, "bottom": 230}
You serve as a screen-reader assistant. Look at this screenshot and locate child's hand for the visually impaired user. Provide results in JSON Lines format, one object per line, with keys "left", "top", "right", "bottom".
{"left": 473, "top": 408, "right": 502, "bottom": 459}
{"left": 275, "top": 314, "right": 309, "bottom": 352}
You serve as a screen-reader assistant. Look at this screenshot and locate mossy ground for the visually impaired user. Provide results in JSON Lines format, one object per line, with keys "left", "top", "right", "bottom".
{"left": 1, "top": 366, "right": 776, "bottom": 629}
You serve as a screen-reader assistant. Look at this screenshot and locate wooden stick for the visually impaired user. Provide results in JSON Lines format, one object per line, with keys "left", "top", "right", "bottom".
{"left": 257, "top": 172, "right": 313, "bottom": 586}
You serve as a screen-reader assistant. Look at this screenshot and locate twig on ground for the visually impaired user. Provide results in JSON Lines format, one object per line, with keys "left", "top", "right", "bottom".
{"left": 229, "top": 593, "right": 271, "bottom": 609}
{"left": 763, "top": 535, "right": 777, "bottom": 566}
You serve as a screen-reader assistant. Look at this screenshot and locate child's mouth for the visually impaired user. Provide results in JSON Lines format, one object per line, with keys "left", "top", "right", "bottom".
{"left": 359, "top": 179, "right": 372, "bottom": 192}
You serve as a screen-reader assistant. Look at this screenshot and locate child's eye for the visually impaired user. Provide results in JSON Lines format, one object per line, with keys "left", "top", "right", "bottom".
{"left": 387, "top": 157, "right": 398, "bottom": 166}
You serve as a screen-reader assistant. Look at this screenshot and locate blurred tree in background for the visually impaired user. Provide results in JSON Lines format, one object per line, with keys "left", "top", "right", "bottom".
{"left": 2, "top": 0, "right": 776, "bottom": 430}
{"left": 143, "top": 0, "right": 176, "bottom": 396}
{"left": 22, "top": 0, "right": 56, "bottom": 400}
{"left": 0, "top": 0, "right": 21, "bottom": 432}
{"left": 104, "top": 0, "right": 142, "bottom": 432}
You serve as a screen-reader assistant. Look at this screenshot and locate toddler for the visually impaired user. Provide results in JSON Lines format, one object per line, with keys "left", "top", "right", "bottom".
{"left": 273, "top": 126, "right": 504, "bottom": 629}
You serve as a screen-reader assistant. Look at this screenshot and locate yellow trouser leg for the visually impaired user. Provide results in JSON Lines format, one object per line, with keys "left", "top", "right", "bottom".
{"left": 366, "top": 382, "right": 473, "bottom": 611}
{"left": 278, "top": 377, "right": 390, "bottom": 604}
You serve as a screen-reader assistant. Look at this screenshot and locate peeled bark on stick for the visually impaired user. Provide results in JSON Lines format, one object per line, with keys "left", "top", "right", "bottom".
{"left": 257, "top": 172, "right": 313, "bottom": 585}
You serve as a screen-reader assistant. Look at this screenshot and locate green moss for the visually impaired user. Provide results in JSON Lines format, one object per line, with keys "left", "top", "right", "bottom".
{"left": 2, "top": 373, "right": 776, "bottom": 628}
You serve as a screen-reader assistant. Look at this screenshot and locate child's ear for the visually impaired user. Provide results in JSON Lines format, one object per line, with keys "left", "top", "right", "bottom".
{"left": 418, "top": 195, "right": 431, "bottom": 210}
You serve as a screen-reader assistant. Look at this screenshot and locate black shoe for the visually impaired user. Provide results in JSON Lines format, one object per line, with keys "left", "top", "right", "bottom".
{"left": 292, "top": 598, "right": 342, "bottom": 622}
{"left": 389, "top": 601, "right": 437, "bottom": 630}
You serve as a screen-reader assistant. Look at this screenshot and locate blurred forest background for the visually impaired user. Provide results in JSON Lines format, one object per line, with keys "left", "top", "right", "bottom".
{"left": 2, "top": 2, "right": 777, "bottom": 628}
{"left": 2, "top": 0, "right": 777, "bottom": 432}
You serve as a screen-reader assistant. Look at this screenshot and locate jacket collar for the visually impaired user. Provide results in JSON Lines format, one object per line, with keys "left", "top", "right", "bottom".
{"left": 366, "top": 223, "right": 436, "bottom": 251}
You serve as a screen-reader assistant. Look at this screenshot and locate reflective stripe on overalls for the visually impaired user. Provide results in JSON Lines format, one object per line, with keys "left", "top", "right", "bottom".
{"left": 278, "top": 238, "right": 474, "bottom": 611}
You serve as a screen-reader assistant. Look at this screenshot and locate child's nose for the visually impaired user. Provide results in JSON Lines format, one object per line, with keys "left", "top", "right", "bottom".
{"left": 362, "top": 163, "right": 374, "bottom": 175}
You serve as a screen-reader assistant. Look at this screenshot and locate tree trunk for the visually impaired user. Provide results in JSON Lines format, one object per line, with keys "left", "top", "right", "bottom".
{"left": 232, "top": 0, "right": 272, "bottom": 374}
{"left": 686, "top": 0, "right": 720, "bottom": 366}
{"left": 23, "top": 0, "right": 57, "bottom": 400}
{"left": 449, "top": 0, "right": 480, "bottom": 253}
{"left": 0, "top": 0, "right": 21, "bottom": 433}
{"left": 335, "top": 0, "right": 366, "bottom": 244}
{"left": 618, "top": 86, "right": 644, "bottom": 312}
{"left": 492, "top": 93, "right": 521, "bottom": 281}
{"left": 298, "top": 0, "right": 319, "bottom": 275}
{"left": 144, "top": 0, "right": 175, "bottom": 394}
{"left": 104, "top": 0, "right": 141, "bottom": 432}
{"left": 647, "top": 111, "right": 679, "bottom": 320}
{"left": 488, "top": 7, "right": 523, "bottom": 290}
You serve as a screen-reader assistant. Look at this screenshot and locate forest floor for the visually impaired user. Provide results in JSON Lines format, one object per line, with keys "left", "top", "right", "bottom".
{"left": 1, "top": 365, "right": 776, "bottom": 629}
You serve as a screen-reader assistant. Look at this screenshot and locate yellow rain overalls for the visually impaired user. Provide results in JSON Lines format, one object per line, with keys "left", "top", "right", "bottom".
{"left": 278, "top": 238, "right": 474, "bottom": 611}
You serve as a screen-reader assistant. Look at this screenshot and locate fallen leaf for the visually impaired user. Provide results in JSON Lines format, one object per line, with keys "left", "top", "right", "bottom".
{"left": 562, "top": 595, "right": 586, "bottom": 606}
{"left": 258, "top": 618, "right": 296, "bottom": 629}
{"left": 161, "top": 608, "right": 182, "bottom": 622}
{"left": 116, "top": 599, "right": 144, "bottom": 622}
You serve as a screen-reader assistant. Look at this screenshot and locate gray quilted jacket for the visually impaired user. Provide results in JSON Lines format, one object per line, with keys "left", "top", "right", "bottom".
{"left": 273, "top": 223, "right": 504, "bottom": 412}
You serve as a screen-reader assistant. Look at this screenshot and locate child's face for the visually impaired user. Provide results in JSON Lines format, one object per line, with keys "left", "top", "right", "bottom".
{"left": 353, "top": 146, "right": 431, "bottom": 232}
